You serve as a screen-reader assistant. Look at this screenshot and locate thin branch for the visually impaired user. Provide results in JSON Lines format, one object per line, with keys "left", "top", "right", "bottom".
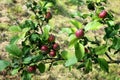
{"left": 105, "top": 52, "right": 113, "bottom": 61}
{"left": 30, "top": 6, "right": 44, "bottom": 34}
{"left": 41, "top": 57, "right": 120, "bottom": 64}
{"left": 38, "top": 21, "right": 43, "bottom": 34}
{"left": 107, "top": 60, "right": 120, "bottom": 64}
{"left": 48, "top": 61, "right": 54, "bottom": 71}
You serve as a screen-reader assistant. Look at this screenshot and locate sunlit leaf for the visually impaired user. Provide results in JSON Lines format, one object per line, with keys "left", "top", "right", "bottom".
{"left": 85, "top": 20, "right": 103, "bottom": 31}
{"left": 65, "top": 56, "right": 78, "bottom": 67}
{"left": 75, "top": 43, "right": 85, "bottom": 61}
{"left": 0, "top": 60, "right": 10, "bottom": 71}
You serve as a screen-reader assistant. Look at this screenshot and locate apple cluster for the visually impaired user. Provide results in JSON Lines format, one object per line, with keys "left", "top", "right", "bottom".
{"left": 40, "top": 34, "right": 60, "bottom": 57}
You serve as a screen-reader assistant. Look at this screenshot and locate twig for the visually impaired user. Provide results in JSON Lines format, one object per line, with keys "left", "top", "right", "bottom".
{"left": 105, "top": 52, "right": 113, "bottom": 61}
{"left": 48, "top": 61, "right": 54, "bottom": 71}
{"left": 30, "top": 6, "right": 44, "bottom": 34}
{"left": 107, "top": 60, "right": 120, "bottom": 64}
{"left": 37, "top": 21, "right": 43, "bottom": 34}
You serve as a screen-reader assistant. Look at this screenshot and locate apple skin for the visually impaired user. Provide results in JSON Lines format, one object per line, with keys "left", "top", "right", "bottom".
{"left": 40, "top": 45, "right": 49, "bottom": 53}
{"left": 53, "top": 43, "right": 60, "bottom": 51}
{"left": 28, "top": 65, "right": 36, "bottom": 73}
{"left": 75, "top": 29, "right": 84, "bottom": 38}
{"left": 49, "top": 50, "right": 56, "bottom": 57}
{"left": 48, "top": 34, "right": 55, "bottom": 42}
{"left": 99, "top": 10, "right": 107, "bottom": 18}
{"left": 45, "top": 12, "right": 52, "bottom": 20}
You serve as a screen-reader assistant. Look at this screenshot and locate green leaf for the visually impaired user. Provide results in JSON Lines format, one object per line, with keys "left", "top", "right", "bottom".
{"left": 22, "top": 70, "right": 32, "bottom": 80}
{"left": 22, "top": 46, "right": 30, "bottom": 55}
{"left": 107, "top": 20, "right": 115, "bottom": 27}
{"left": 19, "top": 27, "right": 31, "bottom": 39}
{"left": 24, "top": 20, "right": 36, "bottom": 29}
{"left": 85, "top": 20, "right": 103, "bottom": 31}
{"left": 0, "top": 60, "right": 10, "bottom": 71}
{"left": 85, "top": 58, "right": 92, "bottom": 73}
{"left": 111, "top": 37, "right": 120, "bottom": 50}
{"left": 29, "top": 33, "right": 39, "bottom": 42}
{"left": 95, "top": 45, "right": 108, "bottom": 55}
{"left": 11, "top": 68, "right": 19, "bottom": 75}
{"left": 6, "top": 44, "right": 22, "bottom": 57}
{"left": 37, "top": 63, "right": 45, "bottom": 73}
{"left": 97, "top": 58, "right": 109, "bottom": 72}
{"left": 70, "top": 27, "right": 77, "bottom": 33}
{"left": 96, "top": 0, "right": 101, "bottom": 3}
{"left": 104, "top": 27, "right": 117, "bottom": 39}
{"left": 69, "top": 34, "right": 78, "bottom": 47}
{"left": 61, "top": 50, "right": 73, "bottom": 60}
{"left": 10, "top": 35, "right": 19, "bottom": 44}
{"left": 43, "top": 25, "right": 51, "bottom": 40}
{"left": 32, "top": 54, "right": 43, "bottom": 62}
{"left": 77, "top": 63, "right": 85, "bottom": 69}
{"left": 75, "top": 43, "right": 85, "bottom": 61}
{"left": 45, "top": 2, "right": 53, "bottom": 8}
{"left": 70, "top": 20, "right": 83, "bottom": 29}
{"left": 60, "top": 28, "right": 72, "bottom": 35}
{"left": 9, "top": 26, "right": 21, "bottom": 32}
{"left": 23, "top": 56, "right": 33, "bottom": 64}
{"left": 65, "top": 56, "right": 78, "bottom": 67}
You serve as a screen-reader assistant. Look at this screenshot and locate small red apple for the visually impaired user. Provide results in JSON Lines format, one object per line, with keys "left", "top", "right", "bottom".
{"left": 49, "top": 50, "right": 56, "bottom": 57}
{"left": 75, "top": 29, "right": 84, "bottom": 38}
{"left": 48, "top": 34, "right": 55, "bottom": 42}
{"left": 53, "top": 43, "right": 60, "bottom": 50}
{"left": 99, "top": 10, "right": 107, "bottom": 18}
{"left": 28, "top": 65, "right": 36, "bottom": 73}
{"left": 45, "top": 12, "right": 52, "bottom": 20}
{"left": 41, "top": 45, "right": 48, "bottom": 53}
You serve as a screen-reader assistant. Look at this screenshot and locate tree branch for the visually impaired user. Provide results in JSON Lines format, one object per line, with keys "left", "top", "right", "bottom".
{"left": 41, "top": 57, "right": 120, "bottom": 64}
{"left": 107, "top": 60, "right": 120, "bottom": 64}
{"left": 105, "top": 52, "right": 113, "bottom": 61}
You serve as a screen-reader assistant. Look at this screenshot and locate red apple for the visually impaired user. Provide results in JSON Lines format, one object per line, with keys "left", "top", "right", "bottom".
{"left": 49, "top": 50, "right": 56, "bottom": 57}
{"left": 28, "top": 65, "right": 36, "bottom": 73}
{"left": 45, "top": 12, "right": 52, "bottom": 20}
{"left": 48, "top": 34, "right": 55, "bottom": 42}
{"left": 53, "top": 43, "right": 60, "bottom": 50}
{"left": 75, "top": 29, "right": 84, "bottom": 38}
{"left": 99, "top": 10, "right": 107, "bottom": 18}
{"left": 41, "top": 45, "right": 48, "bottom": 53}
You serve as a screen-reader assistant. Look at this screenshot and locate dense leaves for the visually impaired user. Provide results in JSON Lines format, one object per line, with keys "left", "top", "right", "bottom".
{"left": 0, "top": 60, "right": 10, "bottom": 71}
